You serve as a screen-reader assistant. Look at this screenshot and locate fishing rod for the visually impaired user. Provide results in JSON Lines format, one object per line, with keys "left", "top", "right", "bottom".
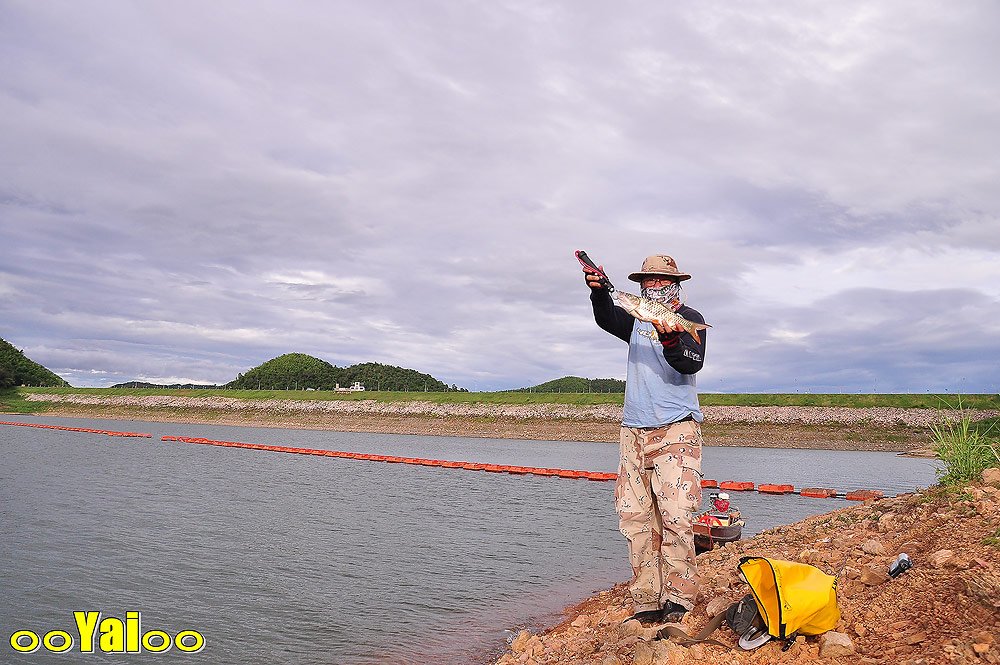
{"left": 575, "top": 250, "right": 615, "bottom": 293}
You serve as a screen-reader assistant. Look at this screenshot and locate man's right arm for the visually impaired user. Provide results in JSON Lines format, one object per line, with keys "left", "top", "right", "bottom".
{"left": 590, "top": 287, "right": 633, "bottom": 343}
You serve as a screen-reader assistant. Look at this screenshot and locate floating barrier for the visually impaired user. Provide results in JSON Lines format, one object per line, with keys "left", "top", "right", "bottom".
{"left": 800, "top": 488, "right": 838, "bottom": 498}
{"left": 845, "top": 489, "right": 885, "bottom": 501}
{"left": 758, "top": 484, "right": 796, "bottom": 495}
{"left": 0, "top": 421, "right": 151, "bottom": 437}
{"left": 131, "top": 432, "right": 891, "bottom": 497}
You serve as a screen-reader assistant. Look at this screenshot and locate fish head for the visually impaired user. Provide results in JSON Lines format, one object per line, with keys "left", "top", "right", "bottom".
{"left": 616, "top": 291, "right": 640, "bottom": 315}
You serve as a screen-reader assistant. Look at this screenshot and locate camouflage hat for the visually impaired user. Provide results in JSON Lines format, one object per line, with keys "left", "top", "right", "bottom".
{"left": 628, "top": 255, "right": 692, "bottom": 282}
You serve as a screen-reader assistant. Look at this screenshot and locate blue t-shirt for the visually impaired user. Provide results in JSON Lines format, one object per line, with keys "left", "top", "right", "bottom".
{"left": 622, "top": 319, "right": 703, "bottom": 428}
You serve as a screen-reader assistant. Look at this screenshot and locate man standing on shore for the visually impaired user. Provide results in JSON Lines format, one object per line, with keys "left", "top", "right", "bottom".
{"left": 584, "top": 255, "right": 707, "bottom": 625}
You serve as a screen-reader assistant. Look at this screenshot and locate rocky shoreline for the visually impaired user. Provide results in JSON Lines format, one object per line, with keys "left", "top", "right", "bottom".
{"left": 493, "top": 475, "right": 1000, "bottom": 665}
{"left": 18, "top": 393, "right": 999, "bottom": 452}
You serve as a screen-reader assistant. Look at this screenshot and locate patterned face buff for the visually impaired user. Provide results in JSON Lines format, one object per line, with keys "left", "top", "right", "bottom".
{"left": 642, "top": 282, "right": 682, "bottom": 311}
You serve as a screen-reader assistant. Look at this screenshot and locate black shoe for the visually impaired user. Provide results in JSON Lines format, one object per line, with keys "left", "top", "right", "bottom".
{"left": 661, "top": 601, "right": 688, "bottom": 623}
{"left": 624, "top": 609, "right": 662, "bottom": 626}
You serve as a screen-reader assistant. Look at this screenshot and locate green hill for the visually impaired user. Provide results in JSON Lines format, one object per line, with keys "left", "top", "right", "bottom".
{"left": 338, "top": 361, "right": 461, "bottom": 392}
{"left": 0, "top": 338, "right": 70, "bottom": 389}
{"left": 224, "top": 354, "right": 463, "bottom": 392}
{"left": 111, "top": 381, "right": 222, "bottom": 389}
{"left": 515, "top": 376, "right": 625, "bottom": 393}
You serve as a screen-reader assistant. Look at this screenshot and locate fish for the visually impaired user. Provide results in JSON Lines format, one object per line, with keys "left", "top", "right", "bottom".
{"left": 616, "top": 291, "right": 711, "bottom": 344}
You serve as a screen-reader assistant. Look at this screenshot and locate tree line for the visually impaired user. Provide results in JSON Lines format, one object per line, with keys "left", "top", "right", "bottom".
{"left": 513, "top": 376, "right": 625, "bottom": 393}
{"left": 225, "top": 354, "right": 465, "bottom": 392}
{"left": 0, "top": 338, "right": 70, "bottom": 389}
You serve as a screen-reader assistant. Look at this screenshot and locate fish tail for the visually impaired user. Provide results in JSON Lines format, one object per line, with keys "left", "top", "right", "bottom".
{"left": 686, "top": 322, "right": 711, "bottom": 344}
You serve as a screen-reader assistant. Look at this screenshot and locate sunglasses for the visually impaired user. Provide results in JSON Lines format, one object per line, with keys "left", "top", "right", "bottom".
{"left": 641, "top": 276, "right": 677, "bottom": 286}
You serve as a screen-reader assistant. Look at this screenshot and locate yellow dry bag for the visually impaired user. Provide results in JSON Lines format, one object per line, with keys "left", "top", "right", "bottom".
{"left": 738, "top": 556, "right": 840, "bottom": 640}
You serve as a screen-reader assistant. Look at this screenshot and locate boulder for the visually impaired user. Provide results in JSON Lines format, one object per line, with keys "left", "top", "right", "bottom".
{"left": 983, "top": 467, "right": 1000, "bottom": 487}
{"left": 633, "top": 642, "right": 655, "bottom": 665}
{"left": 963, "top": 486, "right": 986, "bottom": 500}
{"left": 819, "top": 631, "right": 856, "bottom": 657}
{"left": 620, "top": 619, "right": 644, "bottom": 638}
{"left": 930, "top": 549, "right": 956, "bottom": 568}
{"left": 652, "top": 640, "right": 686, "bottom": 664}
{"left": 962, "top": 569, "right": 1000, "bottom": 609}
{"left": 861, "top": 539, "right": 886, "bottom": 555}
{"left": 861, "top": 566, "right": 890, "bottom": 586}
{"left": 877, "top": 513, "right": 896, "bottom": 532}
{"left": 640, "top": 626, "right": 661, "bottom": 642}
{"left": 511, "top": 630, "right": 531, "bottom": 653}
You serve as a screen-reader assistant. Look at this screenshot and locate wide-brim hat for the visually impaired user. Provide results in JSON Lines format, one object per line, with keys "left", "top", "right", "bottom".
{"left": 628, "top": 255, "right": 691, "bottom": 282}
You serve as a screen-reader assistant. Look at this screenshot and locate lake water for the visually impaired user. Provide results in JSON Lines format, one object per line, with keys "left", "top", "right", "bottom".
{"left": 1, "top": 416, "right": 940, "bottom": 664}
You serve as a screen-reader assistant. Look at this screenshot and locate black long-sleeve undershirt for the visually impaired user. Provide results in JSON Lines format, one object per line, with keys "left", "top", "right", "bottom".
{"left": 590, "top": 287, "right": 706, "bottom": 375}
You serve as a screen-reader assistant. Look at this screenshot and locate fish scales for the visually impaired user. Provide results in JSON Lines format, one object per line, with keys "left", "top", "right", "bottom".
{"left": 615, "top": 292, "right": 711, "bottom": 344}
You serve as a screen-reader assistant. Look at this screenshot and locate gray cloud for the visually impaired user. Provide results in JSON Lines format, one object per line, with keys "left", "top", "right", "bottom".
{"left": 1, "top": 1, "right": 998, "bottom": 392}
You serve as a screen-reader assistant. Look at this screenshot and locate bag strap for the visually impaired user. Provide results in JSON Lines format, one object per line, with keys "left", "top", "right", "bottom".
{"left": 656, "top": 610, "right": 730, "bottom": 647}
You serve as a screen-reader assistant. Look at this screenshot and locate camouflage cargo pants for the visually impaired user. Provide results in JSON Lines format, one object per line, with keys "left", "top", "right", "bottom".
{"left": 615, "top": 421, "right": 703, "bottom": 612}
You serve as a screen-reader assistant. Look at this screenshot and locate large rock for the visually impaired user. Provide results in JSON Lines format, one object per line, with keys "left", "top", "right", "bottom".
{"left": 819, "top": 631, "right": 856, "bottom": 657}
{"left": 862, "top": 539, "right": 886, "bottom": 555}
{"left": 877, "top": 513, "right": 896, "bottom": 532}
{"left": 620, "top": 619, "right": 644, "bottom": 638}
{"left": 633, "top": 642, "right": 655, "bottom": 665}
{"left": 962, "top": 569, "right": 1000, "bottom": 609}
{"left": 798, "top": 549, "right": 820, "bottom": 563}
{"left": 511, "top": 630, "right": 531, "bottom": 653}
{"left": 931, "top": 549, "right": 956, "bottom": 568}
{"left": 983, "top": 467, "right": 1000, "bottom": 487}
{"left": 861, "top": 566, "right": 890, "bottom": 586}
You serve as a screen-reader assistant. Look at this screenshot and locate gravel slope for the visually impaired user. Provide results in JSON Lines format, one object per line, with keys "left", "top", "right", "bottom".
{"left": 20, "top": 393, "right": 999, "bottom": 427}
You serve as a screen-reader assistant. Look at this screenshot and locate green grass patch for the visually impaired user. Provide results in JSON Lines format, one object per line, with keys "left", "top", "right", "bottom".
{"left": 0, "top": 388, "right": 52, "bottom": 413}
{"left": 984, "top": 527, "right": 1000, "bottom": 548}
{"left": 699, "top": 393, "right": 1000, "bottom": 409}
{"left": 932, "top": 399, "right": 1000, "bottom": 486}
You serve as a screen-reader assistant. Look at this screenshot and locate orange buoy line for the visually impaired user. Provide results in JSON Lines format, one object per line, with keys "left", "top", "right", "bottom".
{"left": 0, "top": 421, "right": 152, "bottom": 438}
{"left": 2, "top": 423, "right": 887, "bottom": 497}
{"left": 701, "top": 479, "right": 884, "bottom": 500}
{"left": 158, "top": 435, "right": 621, "bottom": 482}
{"left": 158, "top": 436, "right": 886, "bottom": 495}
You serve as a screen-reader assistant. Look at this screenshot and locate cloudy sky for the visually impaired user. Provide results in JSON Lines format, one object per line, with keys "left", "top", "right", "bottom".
{"left": 2, "top": 1, "right": 998, "bottom": 393}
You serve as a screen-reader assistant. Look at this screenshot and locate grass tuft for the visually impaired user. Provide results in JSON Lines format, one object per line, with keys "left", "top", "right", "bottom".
{"left": 931, "top": 397, "right": 1000, "bottom": 486}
